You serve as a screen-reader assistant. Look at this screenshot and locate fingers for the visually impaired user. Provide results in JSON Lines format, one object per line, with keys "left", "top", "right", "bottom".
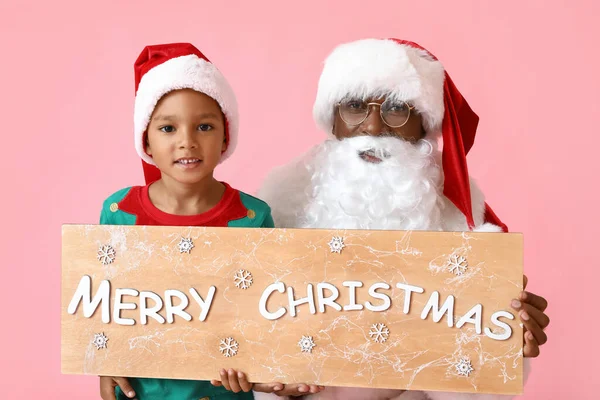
{"left": 512, "top": 299, "right": 549, "bottom": 346}
{"left": 229, "top": 369, "right": 243, "bottom": 393}
{"left": 523, "top": 331, "right": 540, "bottom": 357}
{"left": 114, "top": 377, "right": 136, "bottom": 399}
{"left": 519, "top": 307, "right": 548, "bottom": 345}
{"left": 520, "top": 291, "right": 548, "bottom": 312}
{"left": 276, "top": 383, "right": 309, "bottom": 396}
{"left": 219, "top": 369, "right": 232, "bottom": 391}
{"left": 523, "top": 275, "right": 528, "bottom": 290}
{"left": 236, "top": 371, "right": 254, "bottom": 392}
{"left": 217, "top": 369, "right": 254, "bottom": 393}
{"left": 99, "top": 376, "right": 117, "bottom": 400}
{"left": 252, "top": 383, "right": 285, "bottom": 393}
{"left": 307, "top": 385, "right": 324, "bottom": 394}
{"left": 274, "top": 383, "right": 325, "bottom": 396}
{"left": 210, "top": 380, "right": 223, "bottom": 387}
{"left": 521, "top": 303, "right": 550, "bottom": 330}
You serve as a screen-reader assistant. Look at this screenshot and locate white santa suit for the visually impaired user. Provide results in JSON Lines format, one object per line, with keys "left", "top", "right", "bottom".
{"left": 254, "top": 38, "right": 530, "bottom": 400}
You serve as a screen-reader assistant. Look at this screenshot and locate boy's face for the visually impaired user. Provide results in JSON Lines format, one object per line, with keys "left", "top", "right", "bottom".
{"left": 146, "top": 89, "right": 227, "bottom": 185}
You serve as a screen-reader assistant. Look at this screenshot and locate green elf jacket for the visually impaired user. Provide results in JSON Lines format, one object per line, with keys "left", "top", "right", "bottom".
{"left": 100, "top": 182, "right": 273, "bottom": 400}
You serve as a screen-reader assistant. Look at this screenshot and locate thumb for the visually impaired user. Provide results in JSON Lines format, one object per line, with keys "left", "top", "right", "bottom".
{"left": 114, "top": 377, "right": 136, "bottom": 398}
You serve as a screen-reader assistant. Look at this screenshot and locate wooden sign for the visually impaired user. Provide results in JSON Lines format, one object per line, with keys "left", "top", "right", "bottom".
{"left": 61, "top": 225, "right": 523, "bottom": 395}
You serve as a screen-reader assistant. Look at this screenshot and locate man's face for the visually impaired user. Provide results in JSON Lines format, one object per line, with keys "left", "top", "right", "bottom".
{"left": 332, "top": 97, "right": 425, "bottom": 154}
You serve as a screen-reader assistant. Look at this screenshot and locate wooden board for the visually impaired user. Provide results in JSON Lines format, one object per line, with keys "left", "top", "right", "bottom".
{"left": 61, "top": 225, "right": 523, "bottom": 395}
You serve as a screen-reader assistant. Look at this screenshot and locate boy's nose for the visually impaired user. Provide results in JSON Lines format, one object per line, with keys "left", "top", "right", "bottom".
{"left": 178, "top": 129, "right": 198, "bottom": 149}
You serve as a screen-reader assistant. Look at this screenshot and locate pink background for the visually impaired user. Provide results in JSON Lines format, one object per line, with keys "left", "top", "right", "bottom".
{"left": 0, "top": 0, "right": 597, "bottom": 398}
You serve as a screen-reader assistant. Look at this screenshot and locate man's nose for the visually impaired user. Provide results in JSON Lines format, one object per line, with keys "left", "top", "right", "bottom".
{"left": 360, "top": 105, "right": 385, "bottom": 136}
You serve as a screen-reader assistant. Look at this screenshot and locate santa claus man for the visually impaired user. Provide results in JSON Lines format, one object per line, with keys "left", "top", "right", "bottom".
{"left": 254, "top": 38, "right": 550, "bottom": 400}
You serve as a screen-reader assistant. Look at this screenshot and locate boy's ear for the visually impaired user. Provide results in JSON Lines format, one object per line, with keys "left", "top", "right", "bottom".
{"left": 145, "top": 132, "right": 152, "bottom": 156}
{"left": 221, "top": 135, "right": 227, "bottom": 152}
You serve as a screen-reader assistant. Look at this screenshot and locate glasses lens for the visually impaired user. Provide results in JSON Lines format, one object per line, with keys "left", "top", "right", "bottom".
{"left": 381, "top": 100, "right": 411, "bottom": 127}
{"left": 339, "top": 99, "right": 369, "bottom": 125}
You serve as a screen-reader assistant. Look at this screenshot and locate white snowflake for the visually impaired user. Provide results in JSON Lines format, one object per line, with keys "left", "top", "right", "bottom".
{"left": 369, "top": 323, "right": 390, "bottom": 343}
{"left": 178, "top": 237, "right": 194, "bottom": 254}
{"left": 298, "top": 335, "right": 316, "bottom": 353}
{"left": 455, "top": 357, "right": 474, "bottom": 377}
{"left": 328, "top": 236, "right": 345, "bottom": 254}
{"left": 92, "top": 332, "right": 108, "bottom": 350}
{"left": 233, "top": 269, "right": 253, "bottom": 289}
{"left": 447, "top": 254, "right": 468, "bottom": 275}
{"left": 219, "top": 337, "right": 239, "bottom": 357}
{"left": 97, "top": 245, "right": 116, "bottom": 265}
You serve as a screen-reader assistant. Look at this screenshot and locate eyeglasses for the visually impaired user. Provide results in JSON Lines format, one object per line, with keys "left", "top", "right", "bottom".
{"left": 337, "top": 98, "right": 415, "bottom": 128}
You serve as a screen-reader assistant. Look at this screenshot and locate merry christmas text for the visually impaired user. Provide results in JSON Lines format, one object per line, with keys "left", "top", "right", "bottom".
{"left": 67, "top": 276, "right": 515, "bottom": 341}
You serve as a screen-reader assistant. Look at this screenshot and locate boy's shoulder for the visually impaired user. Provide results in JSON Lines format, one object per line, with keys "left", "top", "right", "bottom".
{"left": 237, "top": 190, "right": 272, "bottom": 214}
{"left": 229, "top": 188, "right": 273, "bottom": 228}
{"left": 102, "top": 187, "right": 136, "bottom": 206}
{"left": 100, "top": 186, "right": 142, "bottom": 225}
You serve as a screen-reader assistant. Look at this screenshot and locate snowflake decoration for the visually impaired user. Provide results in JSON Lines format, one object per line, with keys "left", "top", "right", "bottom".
{"left": 219, "top": 337, "right": 239, "bottom": 357}
{"left": 447, "top": 254, "right": 468, "bottom": 275}
{"left": 298, "top": 335, "right": 316, "bottom": 353}
{"left": 97, "top": 245, "right": 116, "bottom": 265}
{"left": 92, "top": 332, "right": 108, "bottom": 350}
{"left": 369, "top": 323, "right": 390, "bottom": 343}
{"left": 455, "top": 357, "right": 474, "bottom": 377}
{"left": 328, "top": 236, "right": 345, "bottom": 254}
{"left": 233, "top": 269, "right": 253, "bottom": 289}
{"left": 178, "top": 237, "right": 194, "bottom": 254}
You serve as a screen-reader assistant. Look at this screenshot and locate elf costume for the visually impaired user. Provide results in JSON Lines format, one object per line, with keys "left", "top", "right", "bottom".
{"left": 100, "top": 43, "right": 271, "bottom": 400}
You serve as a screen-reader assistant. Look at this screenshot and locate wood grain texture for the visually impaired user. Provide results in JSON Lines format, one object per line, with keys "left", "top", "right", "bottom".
{"left": 61, "top": 225, "right": 523, "bottom": 395}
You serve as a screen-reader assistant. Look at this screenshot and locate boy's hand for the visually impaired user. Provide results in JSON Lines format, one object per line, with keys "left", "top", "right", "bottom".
{"left": 511, "top": 275, "right": 550, "bottom": 357}
{"left": 100, "top": 376, "right": 136, "bottom": 400}
{"left": 211, "top": 369, "right": 324, "bottom": 396}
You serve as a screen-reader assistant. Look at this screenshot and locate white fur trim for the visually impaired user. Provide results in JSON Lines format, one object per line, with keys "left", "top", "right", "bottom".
{"left": 473, "top": 222, "right": 504, "bottom": 233}
{"left": 133, "top": 54, "right": 238, "bottom": 165}
{"left": 313, "top": 39, "right": 445, "bottom": 136}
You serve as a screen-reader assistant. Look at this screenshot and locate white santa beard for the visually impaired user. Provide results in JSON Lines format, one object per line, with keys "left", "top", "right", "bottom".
{"left": 301, "top": 135, "right": 444, "bottom": 231}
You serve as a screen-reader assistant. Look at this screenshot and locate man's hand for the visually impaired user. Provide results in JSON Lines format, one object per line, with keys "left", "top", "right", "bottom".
{"left": 211, "top": 369, "right": 324, "bottom": 396}
{"left": 100, "top": 376, "right": 136, "bottom": 400}
{"left": 511, "top": 275, "right": 550, "bottom": 357}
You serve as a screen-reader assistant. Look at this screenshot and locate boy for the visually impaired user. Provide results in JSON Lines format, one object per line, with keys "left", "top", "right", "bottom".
{"left": 99, "top": 42, "right": 274, "bottom": 400}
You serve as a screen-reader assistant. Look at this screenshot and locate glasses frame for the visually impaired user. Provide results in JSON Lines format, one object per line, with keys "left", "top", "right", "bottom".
{"left": 337, "top": 100, "right": 415, "bottom": 128}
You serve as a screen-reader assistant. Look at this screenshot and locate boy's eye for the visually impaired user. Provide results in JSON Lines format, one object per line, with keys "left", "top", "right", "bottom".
{"left": 198, "top": 124, "right": 213, "bottom": 132}
{"left": 160, "top": 126, "right": 175, "bottom": 133}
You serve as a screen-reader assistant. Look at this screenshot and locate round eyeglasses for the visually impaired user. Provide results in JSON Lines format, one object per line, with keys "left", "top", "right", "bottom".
{"left": 338, "top": 98, "right": 415, "bottom": 128}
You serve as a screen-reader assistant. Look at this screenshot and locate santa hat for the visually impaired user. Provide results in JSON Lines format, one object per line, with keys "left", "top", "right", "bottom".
{"left": 133, "top": 43, "right": 238, "bottom": 184}
{"left": 313, "top": 38, "right": 507, "bottom": 232}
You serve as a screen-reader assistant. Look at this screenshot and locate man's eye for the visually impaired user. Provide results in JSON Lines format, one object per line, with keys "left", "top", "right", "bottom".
{"left": 386, "top": 103, "right": 408, "bottom": 113}
{"left": 347, "top": 100, "right": 365, "bottom": 109}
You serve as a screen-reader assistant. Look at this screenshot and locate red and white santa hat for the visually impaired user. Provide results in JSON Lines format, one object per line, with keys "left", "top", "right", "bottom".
{"left": 133, "top": 43, "right": 238, "bottom": 184}
{"left": 313, "top": 38, "right": 507, "bottom": 231}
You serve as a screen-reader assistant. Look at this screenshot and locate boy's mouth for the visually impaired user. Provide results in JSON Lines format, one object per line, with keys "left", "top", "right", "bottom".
{"left": 174, "top": 157, "right": 202, "bottom": 167}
